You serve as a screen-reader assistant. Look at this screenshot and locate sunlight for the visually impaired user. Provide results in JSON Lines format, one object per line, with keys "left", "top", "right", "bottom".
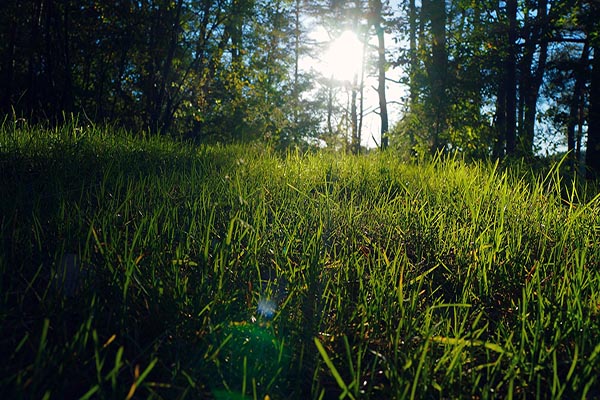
{"left": 321, "top": 30, "right": 364, "bottom": 83}
{"left": 301, "top": 24, "right": 406, "bottom": 148}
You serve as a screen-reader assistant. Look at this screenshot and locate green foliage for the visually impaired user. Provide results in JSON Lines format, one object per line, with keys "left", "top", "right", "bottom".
{"left": 1, "top": 124, "right": 600, "bottom": 398}
{"left": 394, "top": 0, "right": 598, "bottom": 160}
{"left": 0, "top": 0, "right": 322, "bottom": 148}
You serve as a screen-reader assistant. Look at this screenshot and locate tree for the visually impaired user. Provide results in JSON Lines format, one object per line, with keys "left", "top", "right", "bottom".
{"left": 393, "top": 0, "right": 449, "bottom": 155}
{"left": 545, "top": 38, "right": 591, "bottom": 172}
{"left": 0, "top": 0, "right": 76, "bottom": 122}
{"left": 586, "top": 47, "right": 600, "bottom": 179}
{"left": 505, "top": 0, "right": 518, "bottom": 155}
{"left": 425, "top": 0, "right": 448, "bottom": 152}
{"left": 391, "top": 0, "right": 588, "bottom": 160}
{"left": 517, "top": 0, "right": 551, "bottom": 156}
{"left": 566, "top": 40, "right": 589, "bottom": 171}
{"left": 484, "top": 0, "right": 518, "bottom": 157}
{"left": 350, "top": 0, "right": 366, "bottom": 154}
{"left": 309, "top": 0, "right": 370, "bottom": 153}
{"left": 5, "top": 0, "right": 597, "bottom": 162}
{"left": 370, "top": 0, "right": 390, "bottom": 149}
{"left": 585, "top": 0, "right": 600, "bottom": 179}
{"left": 142, "top": 0, "right": 186, "bottom": 134}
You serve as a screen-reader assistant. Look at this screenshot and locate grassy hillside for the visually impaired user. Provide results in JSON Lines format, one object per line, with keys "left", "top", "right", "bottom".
{"left": 1, "top": 123, "right": 600, "bottom": 399}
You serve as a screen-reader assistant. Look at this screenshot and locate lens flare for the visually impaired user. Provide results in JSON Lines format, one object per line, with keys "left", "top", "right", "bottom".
{"left": 257, "top": 298, "right": 277, "bottom": 318}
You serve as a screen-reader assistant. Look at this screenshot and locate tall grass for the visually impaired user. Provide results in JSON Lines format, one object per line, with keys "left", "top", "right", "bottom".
{"left": 1, "top": 122, "right": 599, "bottom": 399}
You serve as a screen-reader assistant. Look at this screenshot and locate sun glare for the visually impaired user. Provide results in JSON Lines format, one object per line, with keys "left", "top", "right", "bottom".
{"left": 322, "top": 30, "right": 364, "bottom": 83}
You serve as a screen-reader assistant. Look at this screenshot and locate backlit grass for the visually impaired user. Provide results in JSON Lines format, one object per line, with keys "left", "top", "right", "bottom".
{"left": 1, "top": 121, "right": 599, "bottom": 399}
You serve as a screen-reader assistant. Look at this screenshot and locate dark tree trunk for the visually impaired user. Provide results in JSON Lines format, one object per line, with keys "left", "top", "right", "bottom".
{"left": 26, "top": 0, "right": 43, "bottom": 114}
{"left": 505, "top": 0, "right": 517, "bottom": 155}
{"left": 406, "top": 0, "right": 418, "bottom": 150}
{"left": 1, "top": 9, "right": 18, "bottom": 113}
{"left": 327, "top": 84, "right": 334, "bottom": 137}
{"left": 519, "top": 39, "right": 547, "bottom": 156}
{"left": 585, "top": 43, "right": 600, "bottom": 179}
{"left": 351, "top": 80, "right": 359, "bottom": 154}
{"left": 427, "top": 0, "right": 447, "bottom": 152}
{"left": 162, "top": 0, "right": 185, "bottom": 134}
{"left": 358, "top": 29, "right": 367, "bottom": 149}
{"left": 408, "top": 0, "right": 417, "bottom": 106}
{"left": 61, "top": 1, "right": 74, "bottom": 114}
{"left": 292, "top": 0, "right": 301, "bottom": 144}
{"left": 377, "top": 27, "right": 388, "bottom": 149}
{"left": 226, "top": 0, "right": 249, "bottom": 139}
{"left": 371, "top": 0, "right": 388, "bottom": 150}
{"left": 350, "top": 0, "right": 361, "bottom": 155}
{"left": 518, "top": 0, "right": 549, "bottom": 156}
{"left": 567, "top": 41, "right": 589, "bottom": 172}
{"left": 152, "top": 0, "right": 183, "bottom": 134}
{"left": 43, "top": 0, "right": 55, "bottom": 115}
{"left": 494, "top": 74, "right": 507, "bottom": 158}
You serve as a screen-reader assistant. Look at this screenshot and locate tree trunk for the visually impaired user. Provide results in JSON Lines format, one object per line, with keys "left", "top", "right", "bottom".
{"left": 372, "top": 0, "right": 388, "bottom": 150}
{"left": 585, "top": 43, "right": 600, "bottom": 179}
{"left": 1, "top": 15, "right": 17, "bottom": 113}
{"left": 408, "top": 0, "right": 417, "bottom": 107}
{"left": 377, "top": 28, "right": 388, "bottom": 149}
{"left": 351, "top": 79, "right": 359, "bottom": 154}
{"left": 505, "top": 0, "right": 517, "bottom": 155}
{"left": 226, "top": 0, "right": 249, "bottom": 140}
{"left": 518, "top": 0, "right": 549, "bottom": 156}
{"left": 494, "top": 74, "right": 507, "bottom": 158}
{"left": 292, "top": 0, "right": 301, "bottom": 144}
{"left": 61, "top": 1, "right": 74, "bottom": 114}
{"left": 406, "top": 0, "right": 418, "bottom": 151}
{"left": 519, "top": 40, "right": 547, "bottom": 156}
{"left": 327, "top": 84, "right": 334, "bottom": 138}
{"left": 350, "top": 0, "right": 361, "bottom": 155}
{"left": 358, "top": 29, "right": 367, "bottom": 149}
{"left": 153, "top": 0, "right": 184, "bottom": 134}
{"left": 567, "top": 40, "right": 589, "bottom": 173}
{"left": 425, "top": 0, "right": 447, "bottom": 152}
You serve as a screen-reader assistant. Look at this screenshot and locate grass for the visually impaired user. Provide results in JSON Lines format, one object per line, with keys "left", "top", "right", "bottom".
{"left": 1, "top": 121, "right": 599, "bottom": 399}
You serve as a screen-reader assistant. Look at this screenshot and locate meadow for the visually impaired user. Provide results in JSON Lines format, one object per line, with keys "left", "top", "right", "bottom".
{"left": 1, "top": 122, "right": 600, "bottom": 399}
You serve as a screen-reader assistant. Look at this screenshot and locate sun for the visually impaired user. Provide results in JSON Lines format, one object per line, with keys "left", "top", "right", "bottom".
{"left": 321, "top": 30, "right": 364, "bottom": 83}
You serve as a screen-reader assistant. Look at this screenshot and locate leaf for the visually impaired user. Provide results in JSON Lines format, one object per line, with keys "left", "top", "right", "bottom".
{"left": 431, "top": 336, "right": 509, "bottom": 355}
{"left": 125, "top": 358, "right": 158, "bottom": 400}
{"left": 314, "top": 337, "right": 355, "bottom": 400}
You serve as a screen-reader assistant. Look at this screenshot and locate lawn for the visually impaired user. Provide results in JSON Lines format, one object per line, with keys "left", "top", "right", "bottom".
{"left": 1, "top": 122, "right": 599, "bottom": 399}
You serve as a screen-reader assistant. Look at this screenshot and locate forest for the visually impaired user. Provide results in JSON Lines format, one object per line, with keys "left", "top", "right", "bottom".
{"left": 1, "top": 0, "right": 599, "bottom": 173}
{"left": 2, "top": 1, "right": 600, "bottom": 399}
